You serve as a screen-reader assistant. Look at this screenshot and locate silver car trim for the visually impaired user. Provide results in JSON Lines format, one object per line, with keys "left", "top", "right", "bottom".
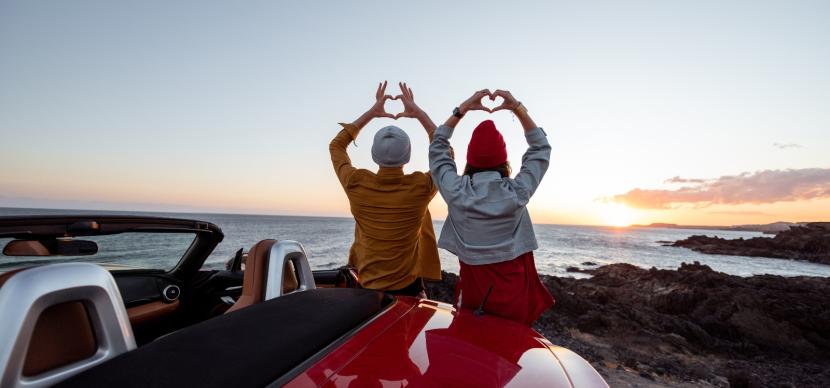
{"left": 264, "top": 240, "right": 316, "bottom": 301}
{"left": 0, "top": 263, "right": 136, "bottom": 388}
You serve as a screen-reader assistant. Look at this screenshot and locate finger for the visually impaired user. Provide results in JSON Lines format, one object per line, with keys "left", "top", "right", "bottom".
{"left": 408, "top": 87, "right": 414, "bottom": 99}
{"left": 376, "top": 82, "right": 383, "bottom": 99}
{"left": 381, "top": 112, "right": 395, "bottom": 119}
{"left": 399, "top": 82, "right": 406, "bottom": 96}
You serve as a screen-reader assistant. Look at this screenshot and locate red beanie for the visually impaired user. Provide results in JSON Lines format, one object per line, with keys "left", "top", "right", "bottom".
{"left": 467, "top": 120, "right": 507, "bottom": 168}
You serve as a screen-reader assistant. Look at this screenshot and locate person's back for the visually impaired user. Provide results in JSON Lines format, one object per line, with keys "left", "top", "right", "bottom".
{"left": 341, "top": 166, "right": 438, "bottom": 291}
{"left": 429, "top": 89, "right": 553, "bottom": 325}
{"left": 329, "top": 82, "right": 441, "bottom": 296}
{"left": 438, "top": 170, "right": 538, "bottom": 263}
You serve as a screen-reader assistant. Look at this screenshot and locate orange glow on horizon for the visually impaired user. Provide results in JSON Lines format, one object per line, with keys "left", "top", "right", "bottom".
{"left": 601, "top": 203, "right": 638, "bottom": 227}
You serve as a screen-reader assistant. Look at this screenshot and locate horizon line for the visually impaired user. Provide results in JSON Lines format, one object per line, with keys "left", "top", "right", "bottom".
{"left": 0, "top": 205, "right": 794, "bottom": 229}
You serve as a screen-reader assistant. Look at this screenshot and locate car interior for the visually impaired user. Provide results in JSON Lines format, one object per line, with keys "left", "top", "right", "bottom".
{"left": 0, "top": 216, "right": 388, "bottom": 388}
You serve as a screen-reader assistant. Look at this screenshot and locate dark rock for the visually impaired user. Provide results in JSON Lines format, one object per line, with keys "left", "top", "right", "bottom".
{"left": 581, "top": 261, "right": 599, "bottom": 266}
{"left": 566, "top": 266, "right": 593, "bottom": 273}
{"left": 425, "top": 262, "right": 830, "bottom": 387}
{"left": 671, "top": 223, "right": 830, "bottom": 265}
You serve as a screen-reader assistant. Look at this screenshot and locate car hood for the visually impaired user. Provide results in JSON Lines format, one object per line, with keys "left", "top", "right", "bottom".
{"left": 286, "top": 298, "right": 607, "bottom": 387}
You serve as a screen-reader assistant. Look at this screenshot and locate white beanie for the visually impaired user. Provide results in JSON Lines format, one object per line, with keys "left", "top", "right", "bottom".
{"left": 371, "top": 126, "right": 411, "bottom": 167}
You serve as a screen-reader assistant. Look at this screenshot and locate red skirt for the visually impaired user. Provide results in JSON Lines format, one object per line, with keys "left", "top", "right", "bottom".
{"left": 455, "top": 251, "right": 554, "bottom": 326}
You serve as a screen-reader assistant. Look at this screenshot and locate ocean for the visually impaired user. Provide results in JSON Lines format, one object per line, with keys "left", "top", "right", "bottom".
{"left": 2, "top": 207, "right": 829, "bottom": 278}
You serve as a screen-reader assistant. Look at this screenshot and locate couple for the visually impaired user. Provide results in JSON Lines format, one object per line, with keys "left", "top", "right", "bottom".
{"left": 329, "top": 81, "right": 553, "bottom": 325}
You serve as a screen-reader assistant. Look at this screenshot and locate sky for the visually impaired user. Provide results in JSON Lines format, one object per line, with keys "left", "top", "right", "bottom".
{"left": 1, "top": 0, "right": 829, "bottom": 226}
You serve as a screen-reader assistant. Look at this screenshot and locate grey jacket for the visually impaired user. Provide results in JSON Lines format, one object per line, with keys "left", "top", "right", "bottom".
{"left": 429, "top": 125, "right": 551, "bottom": 265}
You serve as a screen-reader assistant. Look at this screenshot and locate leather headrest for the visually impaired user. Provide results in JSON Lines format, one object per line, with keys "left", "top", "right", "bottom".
{"left": 225, "top": 239, "right": 276, "bottom": 314}
{"left": 282, "top": 260, "right": 299, "bottom": 294}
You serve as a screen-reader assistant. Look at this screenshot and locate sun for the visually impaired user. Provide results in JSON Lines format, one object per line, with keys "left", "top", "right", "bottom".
{"left": 603, "top": 203, "right": 636, "bottom": 227}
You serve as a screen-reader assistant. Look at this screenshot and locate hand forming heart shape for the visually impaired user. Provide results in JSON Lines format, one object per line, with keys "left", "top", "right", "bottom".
{"left": 371, "top": 82, "right": 521, "bottom": 120}
{"left": 383, "top": 97, "right": 404, "bottom": 118}
{"left": 481, "top": 94, "right": 504, "bottom": 112}
{"left": 457, "top": 89, "right": 519, "bottom": 115}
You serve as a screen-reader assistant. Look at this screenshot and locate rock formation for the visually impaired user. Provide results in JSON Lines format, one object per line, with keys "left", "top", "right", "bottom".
{"left": 671, "top": 222, "right": 830, "bottom": 265}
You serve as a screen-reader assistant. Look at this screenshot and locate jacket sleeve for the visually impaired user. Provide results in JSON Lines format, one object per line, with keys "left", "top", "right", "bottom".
{"left": 513, "top": 127, "right": 551, "bottom": 199}
{"left": 429, "top": 125, "right": 463, "bottom": 198}
{"left": 329, "top": 123, "right": 359, "bottom": 188}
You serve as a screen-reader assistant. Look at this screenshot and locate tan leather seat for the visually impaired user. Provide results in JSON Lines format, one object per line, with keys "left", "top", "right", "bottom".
{"left": 22, "top": 301, "right": 97, "bottom": 376}
{"left": 225, "top": 240, "right": 301, "bottom": 314}
{"left": 1, "top": 268, "right": 96, "bottom": 376}
{"left": 225, "top": 240, "right": 276, "bottom": 314}
{"left": 0, "top": 263, "right": 135, "bottom": 387}
{"left": 3, "top": 268, "right": 96, "bottom": 377}
{"left": 283, "top": 260, "right": 299, "bottom": 293}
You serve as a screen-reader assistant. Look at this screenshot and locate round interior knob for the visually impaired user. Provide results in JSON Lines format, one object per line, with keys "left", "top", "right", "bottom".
{"left": 162, "top": 285, "right": 181, "bottom": 302}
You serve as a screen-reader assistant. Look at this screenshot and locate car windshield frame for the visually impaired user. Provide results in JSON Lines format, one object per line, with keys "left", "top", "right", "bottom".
{"left": 0, "top": 215, "right": 224, "bottom": 278}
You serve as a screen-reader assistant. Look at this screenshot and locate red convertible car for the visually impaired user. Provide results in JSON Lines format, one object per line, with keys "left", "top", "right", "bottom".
{"left": 0, "top": 215, "right": 608, "bottom": 387}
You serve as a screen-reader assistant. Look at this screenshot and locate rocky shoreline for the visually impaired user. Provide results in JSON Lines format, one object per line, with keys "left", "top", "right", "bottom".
{"left": 671, "top": 222, "right": 830, "bottom": 265}
{"left": 426, "top": 263, "right": 830, "bottom": 387}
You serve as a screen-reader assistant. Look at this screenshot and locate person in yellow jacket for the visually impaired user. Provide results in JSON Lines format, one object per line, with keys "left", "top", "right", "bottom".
{"left": 329, "top": 81, "right": 441, "bottom": 297}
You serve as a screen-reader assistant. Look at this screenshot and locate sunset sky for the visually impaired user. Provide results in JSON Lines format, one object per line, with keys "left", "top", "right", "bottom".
{"left": 2, "top": 1, "right": 829, "bottom": 226}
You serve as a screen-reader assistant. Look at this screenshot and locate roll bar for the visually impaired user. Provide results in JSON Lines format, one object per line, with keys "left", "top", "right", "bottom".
{"left": 264, "top": 240, "right": 316, "bottom": 300}
{"left": 0, "top": 263, "right": 136, "bottom": 388}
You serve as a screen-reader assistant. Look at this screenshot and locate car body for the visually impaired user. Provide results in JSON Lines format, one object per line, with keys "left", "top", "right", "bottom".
{"left": 0, "top": 215, "right": 608, "bottom": 387}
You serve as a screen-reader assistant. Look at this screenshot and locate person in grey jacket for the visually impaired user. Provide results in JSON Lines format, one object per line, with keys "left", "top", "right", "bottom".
{"left": 429, "top": 89, "right": 554, "bottom": 325}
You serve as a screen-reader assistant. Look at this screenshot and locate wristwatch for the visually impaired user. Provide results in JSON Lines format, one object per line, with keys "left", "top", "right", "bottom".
{"left": 453, "top": 107, "right": 464, "bottom": 118}
{"left": 514, "top": 102, "right": 528, "bottom": 115}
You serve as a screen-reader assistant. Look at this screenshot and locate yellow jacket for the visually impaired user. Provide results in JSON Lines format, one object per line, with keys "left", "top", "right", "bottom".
{"left": 329, "top": 123, "right": 441, "bottom": 290}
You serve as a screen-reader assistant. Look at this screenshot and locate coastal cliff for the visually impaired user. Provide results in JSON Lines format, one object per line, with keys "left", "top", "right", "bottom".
{"left": 427, "top": 263, "right": 830, "bottom": 387}
{"left": 671, "top": 222, "right": 830, "bottom": 265}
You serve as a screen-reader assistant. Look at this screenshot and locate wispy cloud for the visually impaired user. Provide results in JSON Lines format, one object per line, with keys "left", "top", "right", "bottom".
{"left": 773, "top": 142, "right": 802, "bottom": 150}
{"left": 664, "top": 176, "right": 706, "bottom": 184}
{"left": 706, "top": 210, "right": 770, "bottom": 216}
{"left": 609, "top": 168, "right": 830, "bottom": 209}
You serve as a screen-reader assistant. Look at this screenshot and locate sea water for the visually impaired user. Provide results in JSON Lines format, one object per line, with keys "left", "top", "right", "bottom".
{"left": 2, "top": 208, "right": 829, "bottom": 278}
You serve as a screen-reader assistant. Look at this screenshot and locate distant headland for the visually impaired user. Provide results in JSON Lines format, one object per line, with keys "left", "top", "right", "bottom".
{"left": 634, "top": 221, "right": 805, "bottom": 234}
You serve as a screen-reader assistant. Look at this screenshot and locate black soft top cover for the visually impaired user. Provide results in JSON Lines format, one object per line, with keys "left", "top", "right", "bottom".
{"left": 57, "top": 288, "right": 388, "bottom": 388}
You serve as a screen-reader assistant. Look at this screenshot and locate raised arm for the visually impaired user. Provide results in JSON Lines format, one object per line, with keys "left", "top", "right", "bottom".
{"left": 491, "top": 90, "right": 550, "bottom": 198}
{"left": 395, "top": 82, "right": 437, "bottom": 141}
{"left": 441, "top": 89, "right": 493, "bottom": 129}
{"left": 429, "top": 89, "right": 493, "bottom": 196}
{"left": 330, "top": 81, "right": 397, "bottom": 187}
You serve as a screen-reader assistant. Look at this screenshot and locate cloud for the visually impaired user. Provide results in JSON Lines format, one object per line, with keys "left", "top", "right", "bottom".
{"left": 664, "top": 176, "right": 706, "bottom": 184}
{"left": 773, "top": 142, "right": 802, "bottom": 149}
{"left": 609, "top": 168, "right": 830, "bottom": 209}
{"left": 706, "top": 210, "right": 770, "bottom": 216}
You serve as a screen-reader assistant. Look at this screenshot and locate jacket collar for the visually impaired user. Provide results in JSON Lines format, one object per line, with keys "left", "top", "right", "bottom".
{"left": 377, "top": 166, "right": 404, "bottom": 177}
{"left": 471, "top": 171, "right": 502, "bottom": 181}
